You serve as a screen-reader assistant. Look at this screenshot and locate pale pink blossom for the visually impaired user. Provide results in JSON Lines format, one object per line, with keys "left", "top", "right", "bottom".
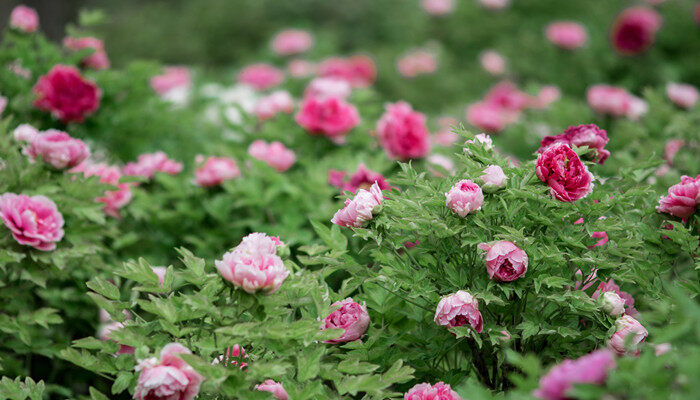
{"left": 254, "top": 90, "right": 294, "bottom": 120}
{"left": 534, "top": 350, "right": 616, "bottom": 400}
{"left": 295, "top": 96, "right": 360, "bottom": 142}
{"left": 404, "top": 382, "right": 462, "bottom": 400}
{"left": 212, "top": 344, "right": 247, "bottom": 369}
{"left": 608, "top": 315, "right": 648, "bottom": 356}
{"left": 271, "top": 29, "right": 313, "bottom": 56}
{"left": 70, "top": 162, "right": 133, "bottom": 218}
{"left": 376, "top": 101, "right": 431, "bottom": 160}
{"left": 627, "top": 95, "right": 648, "bottom": 120}
{"left": 654, "top": 343, "right": 671, "bottom": 356}
{"left": 432, "top": 116, "right": 459, "bottom": 146}
{"left": 592, "top": 279, "right": 638, "bottom": 316}
{"left": 0, "top": 193, "right": 64, "bottom": 251}
{"left": 237, "top": 63, "right": 284, "bottom": 91}
{"left": 24, "top": 130, "right": 90, "bottom": 169}
{"left": 331, "top": 182, "right": 384, "bottom": 228}
{"left": 255, "top": 380, "right": 289, "bottom": 400}
{"left": 530, "top": 85, "right": 561, "bottom": 109}
{"left": 545, "top": 22, "right": 588, "bottom": 50}
{"left": 480, "top": 165, "right": 507, "bottom": 191}
{"left": 304, "top": 77, "right": 352, "bottom": 100}
{"left": 0, "top": 94, "right": 7, "bottom": 116}
{"left": 464, "top": 133, "right": 493, "bottom": 151}
{"left": 215, "top": 233, "right": 289, "bottom": 294}
{"left": 397, "top": 50, "right": 438, "bottom": 78}
{"left": 664, "top": 139, "right": 685, "bottom": 165}
{"left": 13, "top": 124, "right": 39, "bottom": 143}
{"left": 656, "top": 174, "right": 700, "bottom": 219}
{"left": 194, "top": 157, "right": 240, "bottom": 187}
{"left": 9, "top": 5, "right": 39, "bottom": 33}
{"left": 150, "top": 66, "right": 191, "bottom": 96}
{"left": 8, "top": 60, "right": 31, "bottom": 79}
{"left": 421, "top": 0, "right": 454, "bottom": 16}
{"left": 322, "top": 298, "right": 370, "bottom": 343}
{"left": 122, "top": 152, "right": 183, "bottom": 179}
{"left": 479, "top": 50, "right": 505, "bottom": 76}
{"left": 599, "top": 291, "right": 626, "bottom": 316}
{"left": 134, "top": 343, "right": 204, "bottom": 400}
{"left": 465, "top": 101, "right": 511, "bottom": 133}
{"left": 586, "top": 85, "right": 632, "bottom": 117}
{"left": 248, "top": 140, "right": 296, "bottom": 172}
{"left": 434, "top": 290, "right": 483, "bottom": 333}
{"left": 427, "top": 154, "right": 455, "bottom": 177}
{"left": 666, "top": 83, "right": 698, "bottom": 109}
{"left": 287, "top": 59, "right": 316, "bottom": 78}
{"left": 63, "top": 36, "right": 110, "bottom": 70}
{"left": 98, "top": 322, "right": 135, "bottom": 354}
{"left": 478, "top": 0, "right": 510, "bottom": 11}
{"left": 445, "top": 180, "right": 483, "bottom": 217}
{"left": 478, "top": 241, "right": 527, "bottom": 281}
{"left": 151, "top": 267, "right": 167, "bottom": 287}
{"left": 317, "top": 55, "right": 376, "bottom": 88}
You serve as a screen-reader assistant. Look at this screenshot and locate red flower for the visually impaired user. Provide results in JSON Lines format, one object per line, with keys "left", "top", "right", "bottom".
{"left": 611, "top": 7, "right": 662, "bottom": 55}
{"left": 33, "top": 65, "right": 101, "bottom": 123}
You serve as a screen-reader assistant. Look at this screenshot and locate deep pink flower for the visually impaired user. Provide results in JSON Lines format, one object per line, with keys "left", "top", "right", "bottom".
{"left": 479, "top": 50, "right": 506, "bottom": 76}
{"left": 122, "top": 152, "right": 183, "bottom": 179}
{"left": 63, "top": 37, "right": 110, "bottom": 70}
{"left": 376, "top": 101, "right": 431, "bottom": 160}
{"left": 150, "top": 66, "right": 191, "bottom": 96}
{"left": 9, "top": 5, "right": 38, "bottom": 33}
{"left": 339, "top": 164, "right": 390, "bottom": 193}
{"left": 33, "top": 65, "right": 101, "bottom": 123}
{"left": 666, "top": 83, "right": 698, "bottom": 109}
{"left": 656, "top": 174, "right": 700, "bottom": 219}
{"left": 465, "top": 101, "right": 512, "bottom": 133}
{"left": 24, "top": 129, "right": 90, "bottom": 169}
{"left": 295, "top": 96, "right": 360, "bottom": 142}
{"left": 70, "top": 162, "right": 133, "bottom": 218}
{"left": 287, "top": 59, "right": 316, "bottom": 78}
{"left": 253, "top": 90, "right": 294, "bottom": 120}
{"left": 478, "top": 241, "right": 528, "bottom": 282}
{"left": 536, "top": 144, "right": 594, "bottom": 202}
{"left": 608, "top": 315, "right": 648, "bottom": 356}
{"left": 304, "top": 77, "right": 352, "bottom": 100}
{"left": 212, "top": 344, "right": 247, "bottom": 369}
{"left": 215, "top": 233, "right": 289, "bottom": 294}
{"left": 611, "top": 7, "right": 662, "bottom": 55}
{"left": 328, "top": 170, "right": 348, "bottom": 188}
{"left": 592, "top": 279, "right": 637, "bottom": 316}
{"left": 322, "top": 298, "right": 370, "bottom": 343}
{"left": 421, "top": 0, "right": 454, "bottom": 16}
{"left": 271, "top": 29, "right": 313, "bottom": 56}
{"left": 248, "top": 140, "right": 296, "bottom": 172}
{"left": 546, "top": 22, "right": 588, "bottom": 50}
{"left": 331, "top": 182, "right": 384, "bottom": 228}
{"left": 534, "top": 350, "right": 616, "bottom": 400}
{"left": 237, "top": 63, "right": 284, "bottom": 90}
{"left": 586, "top": 85, "right": 632, "bottom": 117}
{"left": 397, "top": 50, "right": 438, "bottom": 78}
{"left": 445, "top": 180, "right": 483, "bottom": 217}
{"left": 98, "top": 322, "right": 135, "bottom": 354}
{"left": 134, "top": 343, "right": 204, "bottom": 400}
{"left": 404, "top": 382, "right": 462, "bottom": 400}
{"left": 484, "top": 81, "right": 531, "bottom": 112}
{"left": 588, "top": 231, "right": 609, "bottom": 249}
{"left": 317, "top": 55, "right": 376, "bottom": 88}
{"left": 0, "top": 193, "right": 64, "bottom": 251}
{"left": 664, "top": 139, "right": 685, "bottom": 165}
{"left": 480, "top": 165, "right": 507, "bottom": 191}
{"left": 539, "top": 124, "right": 610, "bottom": 164}
{"left": 194, "top": 157, "right": 240, "bottom": 187}
{"left": 255, "top": 380, "right": 289, "bottom": 400}
{"left": 434, "top": 290, "right": 483, "bottom": 333}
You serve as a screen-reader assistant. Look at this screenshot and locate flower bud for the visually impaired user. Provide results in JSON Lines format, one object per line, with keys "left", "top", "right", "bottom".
{"left": 480, "top": 165, "right": 507, "bottom": 192}
{"left": 445, "top": 180, "right": 483, "bottom": 217}
{"left": 599, "top": 291, "right": 625, "bottom": 316}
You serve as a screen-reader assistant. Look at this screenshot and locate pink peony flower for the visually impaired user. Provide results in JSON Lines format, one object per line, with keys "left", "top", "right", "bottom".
{"left": 304, "top": 77, "right": 352, "bottom": 100}
{"left": 237, "top": 63, "right": 284, "bottom": 90}
{"left": 545, "top": 22, "right": 588, "bottom": 50}
{"left": 599, "top": 291, "right": 626, "bottom": 316}
{"left": 397, "top": 50, "right": 438, "bottom": 78}
{"left": 592, "top": 279, "right": 637, "bottom": 317}
{"left": 70, "top": 162, "right": 133, "bottom": 218}
{"left": 287, "top": 59, "right": 316, "bottom": 78}
{"left": 248, "top": 140, "right": 296, "bottom": 172}
{"left": 0, "top": 94, "right": 7, "bottom": 116}
{"left": 150, "top": 66, "right": 191, "bottom": 96}
{"left": 194, "top": 157, "right": 240, "bottom": 187}
{"left": 586, "top": 85, "right": 632, "bottom": 117}
{"left": 63, "top": 37, "right": 110, "bottom": 70}
{"left": 255, "top": 380, "right": 289, "bottom": 400}
{"left": 478, "top": 0, "right": 510, "bottom": 10}
{"left": 530, "top": 85, "right": 561, "bottom": 109}
{"left": 122, "top": 152, "right": 183, "bottom": 179}
{"left": 212, "top": 344, "right": 247, "bottom": 369}
{"left": 608, "top": 315, "right": 648, "bottom": 356}
{"left": 664, "top": 139, "right": 685, "bottom": 165}
{"left": 534, "top": 350, "right": 616, "bottom": 400}
{"left": 23, "top": 129, "right": 90, "bottom": 169}
{"left": 434, "top": 290, "right": 483, "bottom": 333}
{"left": 656, "top": 174, "right": 700, "bottom": 219}
{"left": 271, "top": 29, "right": 313, "bottom": 56}
{"left": 9, "top": 5, "right": 38, "bottom": 33}
{"left": 445, "top": 180, "right": 483, "bottom": 217}
{"left": 611, "top": 7, "right": 662, "bottom": 55}
{"left": 134, "top": 343, "right": 204, "bottom": 400}
{"left": 536, "top": 144, "right": 594, "bottom": 202}
{"left": 295, "top": 96, "right": 360, "bottom": 142}
{"left": 404, "top": 382, "right": 462, "bottom": 400}
{"left": 539, "top": 124, "right": 610, "bottom": 164}
{"left": 215, "top": 232, "right": 289, "bottom": 294}
{"left": 317, "top": 55, "right": 376, "bottom": 88}
{"left": 331, "top": 182, "right": 384, "bottom": 228}
{"left": 0, "top": 193, "right": 64, "bottom": 251}
{"left": 322, "top": 298, "right": 371, "bottom": 343}
{"left": 666, "top": 83, "right": 698, "bottom": 109}
{"left": 33, "top": 65, "right": 101, "bottom": 123}
{"left": 479, "top": 50, "right": 506, "bottom": 76}
{"left": 627, "top": 95, "right": 648, "bottom": 120}
{"left": 477, "top": 241, "right": 528, "bottom": 282}
{"left": 484, "top": 81, "right": 531, "bottom": 112}
{"left": 376, "top": 101, "right": 431, "bottom": 160}
{"left": 465, "top": 101, "right": 510, "bottom": 133}
{"left": 98, "top": 322, "right": 135, "bottom": 354}
{"left": 480, "top": 165, "right": 507, "bottom": 191}
{"left": 340, "top": 164, "right": 390, "bottom": 193}
{"left": 432, "top": 116, "right": 459, "bottom": 146}
{"left": 588, "top": 231, "right": 609, "bottom": 249}
{"left": 421, "top": 0, "right": 454, "bottom": 16}
{"left": 253, "top": 90, "right": 294, "bottom": 121}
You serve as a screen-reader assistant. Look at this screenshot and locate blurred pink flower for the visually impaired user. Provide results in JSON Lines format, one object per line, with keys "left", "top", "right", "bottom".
{"left": 318, "top": 55, "right": 376, "bottom": 88}
{"left": 33, "top": 65, "right": 101, "bottom": 123}
{"left": 63, "top": 36, "right": 110, "bottom": 70}
{"left": 421, "top": 0, "right": 454, "bottom": 16}
{"left": 237, "top": 63, "right": 284, "bottom": 90}
{"left": 24, "top": 129, "right": 90, "bottom": 169}
{"left": 586, "top": 85, "right": 632, "bottom": 117}
{"left": 271, "top": 29, "right": 313, "bottom": 56}
{"left": 664, "top": 139, "right": 685, "bottom": 165}
{"left": 666, "top": 83, "right": 698, "bottom": 109}
{"left": 480, "top": 165, "right": 507, "bottom": 191}
{"left": 611, "top": 7, "right": 662, "bottom": 55}
{"left": 545, "top": 22, "right": 588, "bottom": 50}
{"left": 122, "top": 152, "right": 183, "bottom": 179}
{"left": 534, "top": 350, "right": 616, "bottom": 400}
{"left": 304, "top": 77, "right": 352, "bottom": 100}
{"left": 340, "top": 164, "right": 390, "bottom": 193}
{"left": 248, "top": 140, "right": 296, "bottom": 172}
{"left": 255, "top": 380, "right": 289, "bottom": 400}
{"left": 10, "top": 5, "right": 39, "bottom": 33}
{"left": 478, "top": 0, "right": 510, "bottom": 11}
{"left": 479, "top": 50, "right": 506, "bottom": 76}
{"left": 530, "top": 85, "right": 561, "bottom": 109}
{"left": 98, "top": 322, "right": 135, "bottom": 354}
{"left": 376, "top": 101, "right": 431, "bottom": 160}
{"left": 295, "top": 96, "right": 360, "bottom": 142}
{"left": 397, "top": 50, "right": 438, "bottom": 78}
{"left": 194, "top": 157, "right": 240, "bottom": 187}
{"left": 150, "top": 66, "right": 191, "bottom": 96}
{"left": 287, "top": 59, "right": 316, "bottom": 78}
{"left": 71, "top": 161, "right": 133, "bottom": 218}
{"left": 254, "top": 90, "right": 294, "bottom": 120}
{"left": 432, "top": 116, "right": 460, "bottom": 146}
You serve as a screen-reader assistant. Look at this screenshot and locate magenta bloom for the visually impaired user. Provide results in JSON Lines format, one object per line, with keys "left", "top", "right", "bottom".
{"left": 271, "top": 29, "right": 313, "bottom": 56}
{"left": 304, "top": 77, "right": 352, "bottom": 100}
{"left": 71, "top": 162, "right": 133, "bottom": 218}
{"left": 586, "top": 85, "right": 633, "bottom": 117}
{"left": 611, "top": 7, "right": 662, "bottom": 55}
{"left": 63, "top": 37, "right": 110, "bottom": 70}
{"left": 150, "top": 66, "right": 191, "bottom": 96}
{"left": 255, "top": 380, "right": 289, "bottom": 400}
{"left": 212, "top": 344, "right": 247, "bottom": 369}
{"left": 215, "top": 232, "right": 289, "bottom": 294}
{"left": 237, "top": 63, "right": 284, "bottom": 90}
{"left": 608, "top": 315, "right": 648, "bottom": 356}
{"left": 445, "top": 180, "right": 483, "bottom": 217}
{"left": 0, "top": 193, "right": 64, "bottom": 251}
{"left": 24, "top": 129, "right": 90, "bottom": 169}
{"left": 33, "top": 65, "right": 101, "bottom": 123}
{"left": 534, "top": 350, "right": 616, "bottom": 400}
{"left": 194, "top": 157, "right": 240, "bottom": 187}
{"left": 656, "top": 174, "right": 700, "bottom": 219}
{"left": 478, "top": 241, "right": 528, "bottom": 282}
{"left": 122, "top": 151, "right": 183, "bottom": 179}
{"left": 318, "top": 55, "right": 376, "bottom": 88}
{"left": 666, "top": 83, "right": 698, "bottom": 109}
{"left": 397, "top": 50, "right": 438, "bottom": 78}
{"left": 421, "top": 0, "right": 454, "bottom": 16}
{"left": 479, "top": 50, "right": 506, "bottom": 76}
{"left": 545, "top": 21, "right": 588, "bottom": 50}
{"left": 97, "top": 322, "right": 135, "bottom": 355}
{"left": 404, "top": 382, "right": 462, "bottom": 400}
{"left": 539, "top": 124, "right": 610, "bottom": 164}
{"left": 254, "top": 90, "right": 294, "bottom": 121}
{"left": 331, "top": 182, "right": 384, "bottom": 228}
{"left": 435, "top": 290, "right": 483, "bottom": 333}
{"left": 9, "top": 5, "right": 39, "bottom": 33}
{"left": 592, "top": 279, "right": 637, "bottom": 317}
{"left": 376, "top": 101, "right": 431, "bottom": 160}
{"left": 322, "top": 298, "right": 371, "bottom": 344}
{"left": 536, "top": 144, "right": 594, "bottom": 202}
{"left": 343, "top": 164, "right": 390, "bottom": 193}
{"left": 248, "top": 140, "right": 296, "bottom": 172}
{"left": 295, "top": 96, "right": 360, "bottom": 142}
{"left": 134, "top": 343, "right": 204, "bottom": 400}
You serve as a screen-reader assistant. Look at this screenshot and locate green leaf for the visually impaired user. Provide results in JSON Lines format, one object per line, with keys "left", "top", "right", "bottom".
{"left": 86, "top": 277, "right": 121, "bottom": 301}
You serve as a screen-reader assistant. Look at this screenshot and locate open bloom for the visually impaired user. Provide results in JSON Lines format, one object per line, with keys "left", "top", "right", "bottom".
{"left": 545, "top": 21, "right": 587, "bottom": 50}
{"left": 376, "top": 101, "right": 431, "bottom": 160}
{"left": 255, "top": 380, "right": 289, "bottom": 400}
{"left": 404, "top": 382, "right": 462, "bottom": 400}
{"left": 599, "top": 291, "right": 626, "bottom": 316}
{"left": 237, "top": 63, "right": 284, "bottom": 90}
{"left": 253, "top": 90, "right": 294, "bottom": 120}
{"left": 271, "top": 29, "right": 313, "bottom": 55}
{"left": 608, "top": 315, "right": 648, "bottom": 356}
{"left": 536, "top": 144, "right": 594, "bottom": 202}
{"left": 534, "top": 350, "right": 616, "bottom": 400}
{"left": 611, "top": 7, "right": 662, "bottom": 55}
{"left": 215, "top": 233, "right": 289, "bottom": 294}
{"left": 586, "top": 85, "right": 633, "bottom": 117}
{"left": 317, "top": 55, "right": 376, "bottom": 88}
{"left": 666, "top": 83, "right": 698, "bottom": 109}
{"left": 539, "top": 124, "right": 610, "bottom": 164}
{"left": 466, "top": 102, "right": 510, "bottom": 133}
{"left": 122, "top": 152, "right": 183, "bottom": 179}
{"left": 331, "top": 182, "right": 384, "bottom": 228}
{"left": 0, "top": 193, "right": 64, "bottom": 251}
{"left": 24, "top": 129, "right": 90, "bottom": 169}
{"left": 479, "top": 50, "right": 505, "bottom": 76}
{"left": 304, "top": 77, "right": 352, "bottom": 100}
{"left": 295, "top": 96, "right": 360, "bottom": 141}
{"left": 63, "top": 37, "right": 110, "bottom": 70}
{"left": 248, "top": 140, "right": 296, "bottom": 172}
{"left": 329, "top": 164, "right": 390, "bottom": 194}
{"left": 421, "top": 0, "right": 454, "bottom": 16}
{"left": 10, "top": 5, "right": 39, "bottom": 33}
{"left": 33, "top": 65, "right": 101, "bottom": 123}
{"left": 445, "top": 180, "right": 483, "bottom": 217}
{"left": 71, "top": 162, "right": 133, "bottom": 218}
{"left": 322, "top": 298, "right": 370, "bottom": 343}
{"left": 434, "top": 290, "right": 483, "bottom": 333}
{"left": 134, "top": 343, "right": 204, "bottom": 400}
{"left": 656, "top": 174, "right": 700, "bottom": 219}
{"left": 480, "top": 165, "right": 507, "bottom": 191}
{"left": 478, "top": 241, "right": 528, "bottom": 282}
{"left": 194, "top": 157, "right": 240, "bottom": 187}
{"left": 397, "top": 50, "right": 438, "bottom": 78}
